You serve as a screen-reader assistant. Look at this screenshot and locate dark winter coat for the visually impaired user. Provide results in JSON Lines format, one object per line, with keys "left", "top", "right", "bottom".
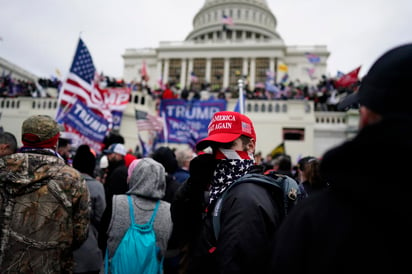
{"left": 172, "top": 166, "right": 283, "bottom": 274}
{"left": 270, "top": 115, "right": 412, "bottom": 273}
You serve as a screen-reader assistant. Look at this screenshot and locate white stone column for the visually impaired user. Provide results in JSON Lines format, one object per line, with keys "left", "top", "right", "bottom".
{"left": 180, "top": 59, "right": 187, "bottom": 89}
{"left": 163, "top": 59, "right": 169, "bottom": 85}
{"left": 156, "top": 60, "right": 162, "bottom": 87}
{"left": 223, "top": 58, "right": 230, "bottom": 88}
{"left": 206, "top": 58, "right": 212, "bottom": 83}
{"left": 250, "top": 57, "right": 256, "bottom": 90}
{"left": 269, "top": 57, "right": 275, "bottom": 74}
{"left": 187, "top": 59, "right": 194, "bottom": 87}
{"left": 242, "top": 58, "right": 248, "bottom": 78}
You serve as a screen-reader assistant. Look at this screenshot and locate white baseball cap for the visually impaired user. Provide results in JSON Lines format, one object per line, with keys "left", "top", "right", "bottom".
{"left": 103, "top": 143, "right": 126, "bottom": 156}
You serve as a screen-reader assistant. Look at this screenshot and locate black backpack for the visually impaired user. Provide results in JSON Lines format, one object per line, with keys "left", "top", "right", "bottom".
{"left": 211, "top": 172, "right": 299, "bottom": 240}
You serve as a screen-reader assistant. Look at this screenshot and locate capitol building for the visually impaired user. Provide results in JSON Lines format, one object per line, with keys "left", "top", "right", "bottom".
{"left": 123, "top": 0, "right": 329, "bottom": 90}
{"left": 0, "top": 0, "right": 358, "bottom": 164}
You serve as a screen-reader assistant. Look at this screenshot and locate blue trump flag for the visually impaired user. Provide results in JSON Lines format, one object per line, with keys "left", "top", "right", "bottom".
{"left": 57, "top": 99, "right": 109, "bottom": 152}
{"left": 158, "top": 99, "right": 226, "bottom": 149}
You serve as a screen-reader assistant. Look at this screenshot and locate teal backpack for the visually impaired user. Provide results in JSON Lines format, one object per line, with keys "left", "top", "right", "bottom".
{"left": 105, "top": 195, "right": 163, "bottom": 274}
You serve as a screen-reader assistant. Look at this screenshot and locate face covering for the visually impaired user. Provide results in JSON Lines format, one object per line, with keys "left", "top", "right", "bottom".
{"left": 208, "top": 148, "right": 255, "bottom": 206}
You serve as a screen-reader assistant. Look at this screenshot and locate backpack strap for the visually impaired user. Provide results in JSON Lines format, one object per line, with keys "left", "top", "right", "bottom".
{"left": 104, "top": 248, "right": 109, "bottom": 274}
{"left": 127, "top": 195, "right": 136, "bottom": 226}
{"left": 126, "top": 195, "right": 160, "bottom": 226}
{"left": 265, "top": 172, "right": 299, "bottom": 216}
{"left": 149, "top": 200, "right": 160, "bottom": 226}
{"left": 212, "top": 173, "right": 282, "bottom": 241}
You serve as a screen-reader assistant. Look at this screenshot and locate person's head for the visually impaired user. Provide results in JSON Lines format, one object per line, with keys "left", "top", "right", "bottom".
{"left": 175, "top": 147, "right": 195, "bottom": 170}
{"left": 301, "top": 158, "right": 325, "bottom": 188}
{"left": 103, "top": 143, "right": 126, "bottom": 164}
{"left": 57, "top": 138, "right": 71, "bottom": 159}
{"left": 124, "top": 152, "right": 138, "bottom": 168}
{"left": 127, "top": 158, "right": 141, "bottom": 182}
{"left": 72, "top": 144, "right": 96, "bottom": 177}
{"left": 196, "top": 111, "right": 256, "bottom": 154}
{"left": 103, "top": 128, "right": 125, "bottom": 149}
{"left": 297, "top": 156, "right": 317, "bottom": 182}
{"left": 99, "top": 155, "right": 109, "bottom": 169}
{"left": 21, "top": 115, "right": 60, "bottom": 150}
{"left": 0, "top": 131, "right": 18, "bottom": 156}
{"left": 151, "top": 146, "right": 178, "bottom": 175}
{"left": 297, "top": 156, "right": 316, "bottom": 181}
{"left": 272, "top": 154, "right": 292, "bottom": 172}
{"left": 338, "top": 43, "right": 412, "bottom": 129}
{"left": 127, "top": 158, "right": 166, "bottom": 199}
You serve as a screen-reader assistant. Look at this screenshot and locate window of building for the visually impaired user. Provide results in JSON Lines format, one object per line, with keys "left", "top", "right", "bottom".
{"left": 168, "top": 59, "right": 181, "bottom": 84}
{"left": 211, "top": 58, "right": 224, "bottom": 91}
{"left": 283, "top": 128, "right": 305, "bottom": 141}
{"left": 192, "top": 58, "right": 206, "bottom": 90}
{"left": 255, "top": 58, "right": 269, "bottom": 84}
{"left": 229, "top": 58, "right": 243, "bottom": 88}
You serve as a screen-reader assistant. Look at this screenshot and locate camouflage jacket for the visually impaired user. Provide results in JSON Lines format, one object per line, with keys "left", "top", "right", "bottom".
{"left": 0, "top": 149, "right": 90, "bottom": 273}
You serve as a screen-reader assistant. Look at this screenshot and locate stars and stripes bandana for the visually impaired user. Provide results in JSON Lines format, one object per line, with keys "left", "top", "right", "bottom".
{"left": 208, "top": 148, "right": 255, "bottom": 206}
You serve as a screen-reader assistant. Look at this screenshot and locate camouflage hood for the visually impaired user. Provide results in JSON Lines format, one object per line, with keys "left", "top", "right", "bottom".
{"left": 0, "top": 149, "right": 68, "bottom": 195}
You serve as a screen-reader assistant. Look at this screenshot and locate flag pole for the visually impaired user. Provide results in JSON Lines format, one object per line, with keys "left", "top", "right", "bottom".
{"left": 238, "top": 78, "right": 245, "bottom": 114}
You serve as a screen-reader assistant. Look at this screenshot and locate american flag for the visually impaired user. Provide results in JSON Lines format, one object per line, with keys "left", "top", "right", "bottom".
{"left": 305, "top": 52, "right": 320, "bottom": 64}
{"left": 135, "top": 109, "right": 163, "bottom": 132}
{"left": 190, "top": 71, "right": 198, "bottom": 83}
{"left": 222, "top": 14, "right": 234, "bottom": 25}
{"left": 57, "top": 38, "right": 111, "bottom": 121}
{"left": 306, "top": 67, "right": 316, "bottom": 79}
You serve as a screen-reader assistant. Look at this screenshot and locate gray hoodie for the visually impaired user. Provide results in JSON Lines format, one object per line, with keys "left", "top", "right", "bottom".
{"left": 106, "top": 158, "right": 173, "bottom": 257}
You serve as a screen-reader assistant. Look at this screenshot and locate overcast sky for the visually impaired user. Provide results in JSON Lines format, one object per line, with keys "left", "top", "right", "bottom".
{"left": 1, "top": 0, "right": 411, "bottom": 80}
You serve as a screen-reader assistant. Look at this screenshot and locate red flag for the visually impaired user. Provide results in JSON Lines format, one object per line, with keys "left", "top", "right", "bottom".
{"left": 141, "top": 61, "right": 149, "bottom": 81}
{"left": 335, "top": 66, "right": 361, "bottom": 88}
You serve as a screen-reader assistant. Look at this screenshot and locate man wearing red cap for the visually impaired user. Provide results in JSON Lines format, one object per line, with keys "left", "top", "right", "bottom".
{"left": 0, "top": 115, "right": 90, "bottom": 273}
{"left": 171, "top": 111, "right": 285, "bottom": 274}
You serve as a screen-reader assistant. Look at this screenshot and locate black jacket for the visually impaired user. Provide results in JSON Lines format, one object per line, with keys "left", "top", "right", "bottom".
{"left": 270, "top": 115, "right": 412, "bottom": 273}
{"left": 171, "top": 166, "right": 283, "bottom": 274}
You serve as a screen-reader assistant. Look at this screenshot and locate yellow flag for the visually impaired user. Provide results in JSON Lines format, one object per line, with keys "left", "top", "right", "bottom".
{"left": 270, "top": 142, "right": 285, "bottom": 158}
{"left": 278, "top": 63, "right": 288, "bottom": 72}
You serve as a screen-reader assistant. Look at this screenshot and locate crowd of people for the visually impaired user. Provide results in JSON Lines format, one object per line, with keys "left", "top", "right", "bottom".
{"left": 0, "top": 71, "right": 353, "bottom": 112}
{"left": 0, "top": 43, "right": 410, "bottom": 273}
